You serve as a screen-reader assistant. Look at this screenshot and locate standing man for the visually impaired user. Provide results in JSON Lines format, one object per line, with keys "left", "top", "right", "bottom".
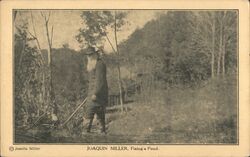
{"left": 84, "top": 46, "right": 108, "bottom": 134}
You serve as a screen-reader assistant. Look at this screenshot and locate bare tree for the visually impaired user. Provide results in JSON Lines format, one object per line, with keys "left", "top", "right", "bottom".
{"left": 217, "top": 12, "right": 224, "bottom": 76}
{"left": 40, "top": 11, "right": 57, "bottom": 115}
{"left": 211, "top": 12, "right": 216, "bottom": 78}
{"left": 192, "top": 11, "right": 216, "bottom": 78}
{"left": 28, "top": 12, "right": 46, "bottom": 116}
{"left": 114, "top": 12, "right": 125, "bottom": 112}
{"left": 221, "top": 11, "right": 237, "bottom": 76}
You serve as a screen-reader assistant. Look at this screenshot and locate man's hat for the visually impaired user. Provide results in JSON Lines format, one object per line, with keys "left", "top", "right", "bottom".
{"left": 85, "top": 46, "right": 99, "bottom": 56}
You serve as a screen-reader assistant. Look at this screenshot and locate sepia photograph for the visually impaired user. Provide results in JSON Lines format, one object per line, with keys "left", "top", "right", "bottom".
{"left": 13, "top": 9, "right": 239, "bottom": 144}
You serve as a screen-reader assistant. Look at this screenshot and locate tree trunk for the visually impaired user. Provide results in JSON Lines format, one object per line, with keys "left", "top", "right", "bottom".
{"left": 221, "top": 36, "right": 225, "bottom": 76}
{"left": 222, "top": 31, "right": 226, "bottom": 76}
{"left": 222, "top": 11, "right": 227, "bottom": 76}
{"left": 30, "top": 12, "right": 47, "bottom": 115}
{"left": 117, "top": 64, "right": 124, "bottom": 112}
{"left": 45, "top": 21, "right": 51, "bottom": 65}
{"left": 44, "top": 20, "right": 52, "bottom": 111}
{"left": 217, "top": 15, "right": 223, "bottom": 76}
{"left": 114, "top": 12, "right": 124, "bottom": 112}
{"left": 211, "top": 13, "right": 215, "bottom": 78}
{"left": 44, "top": 16, "right": 57, "bottom": 115}
{"left": 42, "top": 70, "right": 46, "bottom": 109}
{"left": 18, "top": 38, "right": 27, "bottom": 68}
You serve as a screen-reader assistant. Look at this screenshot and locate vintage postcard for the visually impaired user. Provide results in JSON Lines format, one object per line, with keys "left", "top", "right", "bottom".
{"left": 1, "top": 0, "right": 249, "bottom": 157}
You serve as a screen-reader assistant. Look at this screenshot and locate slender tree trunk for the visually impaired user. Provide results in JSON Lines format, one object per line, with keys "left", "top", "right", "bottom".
{"left": 222, "top": 11, "right": 227, "bottom": 76}
{"left": 114, "top": 12, "right": 124, "bottom": 112}
{"left": 30, "top": 12, "right": 45, "bottom": 64}
{"left": 222, "top": 32, "right": 226, "bottom": 76}
{"left": 117, "top": 64, "right": 124, "bottom": 111}
{"left": 211, "top": 14, "right": 215, "bottom": 78}
{"left": 42, "top": 70, "right": 46, "bottom": 109}
{"left": 44, "top": 15, "right": 57, "bottom": 115}
{"left": 30, "top": 12, "right": 46, "bottom": 115}
{"left": 44, "top": 20, "right": 52, "bottom": 110}
{"left": 18, "top": 38, "right": 27, "bottom": 68}
{"left": 217, "top": 15, "right": 223, "bottom": 76}
{"left": 45, "top": 21, "right": 51, "bottom": 65}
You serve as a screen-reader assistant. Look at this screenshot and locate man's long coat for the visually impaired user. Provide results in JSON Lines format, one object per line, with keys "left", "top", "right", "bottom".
{"left": 87, "top": 58, "right": 108, "bottom": 106}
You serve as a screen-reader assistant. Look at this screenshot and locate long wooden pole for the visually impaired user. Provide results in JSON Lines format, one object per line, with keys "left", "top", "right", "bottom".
{"left": 61, "top": 98, "right": 87, "bottom": 126}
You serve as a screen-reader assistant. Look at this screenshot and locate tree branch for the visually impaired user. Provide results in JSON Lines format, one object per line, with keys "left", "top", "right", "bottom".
{"left": 105, "top": 33, "right": 116, "bottom": 53}
{"left": 40, "top": 12, "right": 45, "bottom": 18}
{"left": 14, "top": 11, "right": 18, "bottom": 21}
{"left": 30, "top": 12, "right": 45, "bottom": 64}
{"left": 47, "top": 11, "right": 51, "bottom": 23}
{"left": 30, "top": 12, "right": 41, "bottom": 50}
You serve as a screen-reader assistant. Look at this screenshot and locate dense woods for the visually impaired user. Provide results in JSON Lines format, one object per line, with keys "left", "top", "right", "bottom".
{"left": 119, "top": 11, "right": 237, "bottom": 85}
{"left": 14, "top": 10, "right": 238, "bottom": 143}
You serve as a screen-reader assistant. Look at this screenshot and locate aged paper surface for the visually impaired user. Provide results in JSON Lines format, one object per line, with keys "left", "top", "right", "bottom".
{"left": 1, "top": 0, "right": 249, "bottom": 157}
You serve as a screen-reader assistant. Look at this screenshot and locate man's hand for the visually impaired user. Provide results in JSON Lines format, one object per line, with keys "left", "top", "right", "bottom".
{"left": 91, "top": 94, "right": 96, "bottom": 101}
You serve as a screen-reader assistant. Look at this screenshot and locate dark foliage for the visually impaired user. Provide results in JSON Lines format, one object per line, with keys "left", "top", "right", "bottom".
{"left": 119, "top": 11, "right": 237, "bottom": 86}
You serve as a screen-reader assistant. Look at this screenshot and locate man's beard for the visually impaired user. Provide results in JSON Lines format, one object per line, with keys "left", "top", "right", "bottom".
{"left": 87, "top": 58, "right": 97, "bottom": 72}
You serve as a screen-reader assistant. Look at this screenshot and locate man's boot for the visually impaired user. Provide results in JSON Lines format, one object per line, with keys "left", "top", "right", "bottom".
{"left": 86, "top": 118, "right": 93, "bottom": 133}
{"left": 100, "top": 118, "right": 106, "bottom": 134}
{"left": 82, "top": 118, "right": 92, "bottom": 136}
